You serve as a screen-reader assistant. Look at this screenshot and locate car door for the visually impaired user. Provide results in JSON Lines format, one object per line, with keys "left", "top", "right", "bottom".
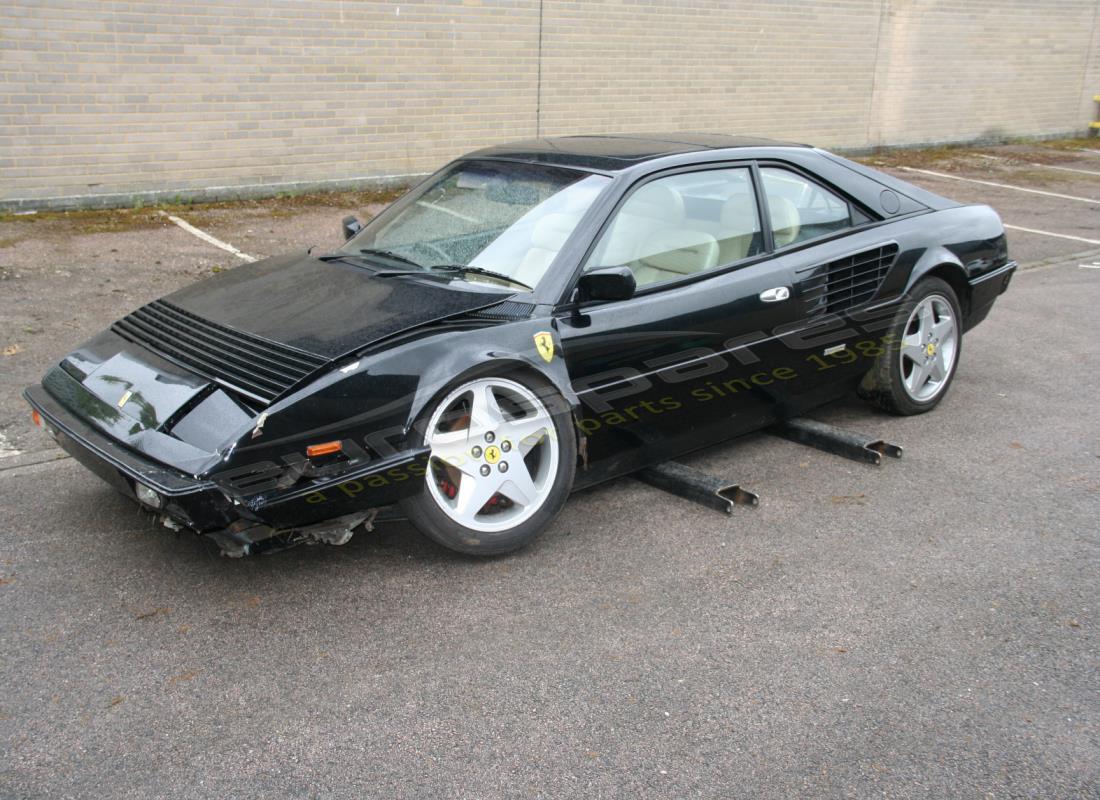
{"left": 554, "top": 164, "right": 805, "bottom": 477}
{"left": 755, "top": 164, "right": 900, "bottom": 400}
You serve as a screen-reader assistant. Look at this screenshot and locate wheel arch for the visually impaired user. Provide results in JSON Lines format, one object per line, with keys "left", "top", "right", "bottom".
{"left": 905, "top": 247, "right": 970, "bottom": 316}
{"left": 403, "top": 349, "right": 583, "bottom": 455}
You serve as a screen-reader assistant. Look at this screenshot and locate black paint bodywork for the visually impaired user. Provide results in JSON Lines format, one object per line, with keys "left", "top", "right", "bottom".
{"left": 25, "top": 134, "right": 1016, "bottom": 546}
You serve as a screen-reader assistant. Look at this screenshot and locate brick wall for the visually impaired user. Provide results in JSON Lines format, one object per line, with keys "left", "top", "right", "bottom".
{"left": 2, "top": 0, "right": 1097, "bottom": 209}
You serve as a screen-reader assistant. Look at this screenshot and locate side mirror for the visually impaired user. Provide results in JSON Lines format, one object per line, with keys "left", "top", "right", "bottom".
{"left": 342, "top": 215, "right": 363, "bottom": 241}
{"left": 576, "top": 266, "right": 636, "bottom": 303}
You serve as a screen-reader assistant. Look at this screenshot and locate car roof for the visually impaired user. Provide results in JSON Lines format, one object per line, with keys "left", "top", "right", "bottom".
{"left": 462, "top": 133, "right": 810, "bottom": 172}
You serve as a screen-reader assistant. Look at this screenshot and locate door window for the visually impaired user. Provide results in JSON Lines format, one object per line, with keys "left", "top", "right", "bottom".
{"left": 585, "top": 168, "right": 762, "bottom": 288}
{"left": 759, "top": 167, "right": 859, "bottom": 248}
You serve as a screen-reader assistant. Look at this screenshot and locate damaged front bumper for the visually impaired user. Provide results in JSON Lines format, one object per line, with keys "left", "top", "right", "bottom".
{"left": 25, "top": 384, "right": 237, "bottom": 530}
{"left": 24, "top": 384, "right": 426, "bottom": 556}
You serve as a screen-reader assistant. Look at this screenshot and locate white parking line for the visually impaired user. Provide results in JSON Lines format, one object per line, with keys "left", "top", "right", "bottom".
{"left": 1003, "top": 224, "right": 1100, "bottom": 246}
{"left": 1079, "top": 262, "right": 1100, "bottom": 269}
{"left": 897, "top": 166, "right": 1100, "bottom": 205}
{"left": 158, "top": 211, "right": 257, "bottom": 262}
{"left": 1036, "top": 163, "right": 1100, "bottom": 177}
{"left": 967, "top": 153, "right": 1100, "bottom": 176}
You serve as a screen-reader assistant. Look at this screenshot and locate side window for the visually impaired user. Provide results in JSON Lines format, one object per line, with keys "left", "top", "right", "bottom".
{"left": 585, "top": 168, "right": 762, "bottom": 288}
{"left": 759, "top": 167, "right": 857, "bottom": 248}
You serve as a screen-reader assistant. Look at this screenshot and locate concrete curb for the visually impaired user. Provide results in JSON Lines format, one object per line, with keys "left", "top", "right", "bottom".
{"left": 1018, "top": 246, "right": 1100, "bottom": 271}
{"left": 0, "top": 172, "right": 428, "bottom": 214}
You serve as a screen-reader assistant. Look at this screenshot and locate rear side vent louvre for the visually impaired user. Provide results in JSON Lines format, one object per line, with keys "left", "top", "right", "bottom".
{"left": 112, "top": 300, "right": 327, "bottom": 405}
{"left": 801, "top": 243, "right": 899, "bottom": 317}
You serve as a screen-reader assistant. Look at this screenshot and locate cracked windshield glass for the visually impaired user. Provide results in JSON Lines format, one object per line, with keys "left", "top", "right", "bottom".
{"left": 341, "top": 161, "right": 610, "bottom": 290}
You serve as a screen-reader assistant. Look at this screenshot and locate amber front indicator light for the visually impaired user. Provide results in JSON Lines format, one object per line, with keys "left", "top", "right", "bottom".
{"left": 306, "top": 441, "right": 343, "bottom": 458}
{"left": 31, "top": 409, "right": 42, "bottom": 427}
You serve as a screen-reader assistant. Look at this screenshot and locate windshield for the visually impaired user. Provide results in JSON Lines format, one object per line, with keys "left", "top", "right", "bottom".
{"left": 340, "top": 160, "right": 610, "bottom": 291}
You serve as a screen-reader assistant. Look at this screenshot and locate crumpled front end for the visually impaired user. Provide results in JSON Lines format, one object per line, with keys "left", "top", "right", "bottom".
{"left": 23, "top": 251, "right": 512, "bottom": 555}
{"left": 24, "top": 323, "right": 430, "bottom": 556}
{"left": 26, "top": 367, "right": 429, "bottom": 556}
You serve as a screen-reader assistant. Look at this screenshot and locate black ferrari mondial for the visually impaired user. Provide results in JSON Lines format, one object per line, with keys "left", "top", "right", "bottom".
{"left": 26, "top": 134, "right": 1016, "bottom": 556}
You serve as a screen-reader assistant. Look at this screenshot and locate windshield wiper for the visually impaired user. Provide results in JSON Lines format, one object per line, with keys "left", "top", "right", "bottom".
{"left": 371, "top": 269, "right": 442, "bottom": 278}
{"left": 426, "top": 265, "right": 532, "bottom": 291}
{"left": 357, "top": 248, "right": 424, "bottom": 269}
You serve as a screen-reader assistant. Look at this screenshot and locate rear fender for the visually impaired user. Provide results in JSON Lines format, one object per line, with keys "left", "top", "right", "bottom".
{"left": 903, "top": 204, "right": 1010, "bottom": 315}
{"left": 906, "top": 246, "right": 969, "bottom": 312}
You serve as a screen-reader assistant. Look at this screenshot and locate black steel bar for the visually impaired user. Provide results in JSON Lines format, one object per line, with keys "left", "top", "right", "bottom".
{"left": 769, "top": 417, "right": 903, "bottom": 466}
{"left": 637, "top": 461, "right": 759, "bottom": 515}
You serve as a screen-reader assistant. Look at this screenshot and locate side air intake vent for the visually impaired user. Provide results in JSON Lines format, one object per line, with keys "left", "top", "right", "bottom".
{"left": 801, "top": 243, "right": 899, "bottom": 317}
{"left": 466, "top": 301, "right": 536, "bottom": 321}
{"left": 112, "top": 300, "right": 326, "bottom": 405}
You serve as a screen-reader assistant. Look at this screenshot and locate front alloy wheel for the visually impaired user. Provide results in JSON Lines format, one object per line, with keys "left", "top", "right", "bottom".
{"left": 401, "top": 374, "right": 576, "bottom": 554}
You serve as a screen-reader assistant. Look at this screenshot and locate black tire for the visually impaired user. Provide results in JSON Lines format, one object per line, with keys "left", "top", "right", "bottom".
{"left": 399, "top": 371, "right": 577, "bottom": 555}
{"left": 858, "top": 276, "right": 963, "bottom": 416}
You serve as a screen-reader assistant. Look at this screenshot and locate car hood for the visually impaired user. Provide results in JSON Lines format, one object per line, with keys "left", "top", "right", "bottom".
{"left": 161, "top": 251, "right": 511, "bottom": 359}
{"left": 45, "top": 252, "right": 515, "bottom": 470}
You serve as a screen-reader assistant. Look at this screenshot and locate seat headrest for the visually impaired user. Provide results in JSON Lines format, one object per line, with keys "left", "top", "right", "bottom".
{"left": 768, "top": 196, "right": 801, "bottom": 247}
{"left": 530, "top": 212, "right": 579, "bottom": 252}
{"left": 626, "top": 182, "right": 685, "bottom": 222}
{"left": 719, "top": 194, "right": 760, "bottom": 234}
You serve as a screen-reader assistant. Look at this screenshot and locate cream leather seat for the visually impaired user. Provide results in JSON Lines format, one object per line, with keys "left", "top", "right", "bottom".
{"left": 715, "top": 194, "right": 760, "bottom": 264}
{"left": 632, "top": 228, "right": 720, "bottom": 286}
{"left": 596, "top": 182, "right": 686, "bottom": 268}
{"left": 768, "top": 196, "right": 802, "bottom": 247}
{"left": 513, "top": 212, "right": 579, "bottom": 287}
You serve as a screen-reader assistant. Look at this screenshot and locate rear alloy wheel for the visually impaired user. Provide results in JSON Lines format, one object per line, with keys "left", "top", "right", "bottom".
{"left": 401, "top": 375, "right": 576, "bottom": 554}
{"left": 859, "top": 276, "right": 963, "bottom": 415}
{"left": 898, "top": 293, "right": 958, "bottom": 403}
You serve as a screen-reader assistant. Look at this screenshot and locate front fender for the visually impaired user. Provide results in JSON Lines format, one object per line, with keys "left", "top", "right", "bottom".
{"left": 402, "top": 318, "right": 581, "bottom": 432}
{"left": 215, "top": 318, "right": 580, "bottom": 480}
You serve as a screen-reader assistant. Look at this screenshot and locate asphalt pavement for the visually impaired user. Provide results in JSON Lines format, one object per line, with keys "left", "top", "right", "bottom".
{"left": 1, "top": 141, "right": 1097, "bottom": 799}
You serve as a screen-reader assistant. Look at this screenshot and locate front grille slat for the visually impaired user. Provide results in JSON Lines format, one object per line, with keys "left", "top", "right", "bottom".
{"left": 113, "top": 319, "right": 286, "bottom": 401}
{"left": 803, "top": 244, "right": 899, "bottom": 317}
{"left": 133, "top": 305, "right": 305, "bottom": 386}
{"left": 148, "top": 301, "right": 323, "bottom": 373}
{"left": 115, "top": 316, "right": 288, "bottom": 398}
{"left": 112, "top": 300, "right": 327, "bottom": 405}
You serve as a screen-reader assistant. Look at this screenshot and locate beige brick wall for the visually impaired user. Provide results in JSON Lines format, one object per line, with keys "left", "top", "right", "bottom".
{"left": 2, "top": 0, "right": 1097, "bottom": 209}
{"left": 539, "top": 0, "right": 883, "bottom": 146}
{"left": 868, "top": 0, "right": 1099, "bottom": 146}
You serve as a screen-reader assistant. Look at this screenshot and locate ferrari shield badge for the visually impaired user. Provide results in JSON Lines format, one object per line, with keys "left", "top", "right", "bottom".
{"left": 534, "top": 331, "right": 555, "bottom": 363}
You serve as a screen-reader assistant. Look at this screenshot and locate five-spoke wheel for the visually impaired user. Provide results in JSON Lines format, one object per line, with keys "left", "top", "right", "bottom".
{"left": 401, "top": 373, "right": 576, "bottom": 554}
{"left": 899, "top": 293, "right": 958, "bottom": 403}
{"left": 859, "top": 276, "right": 964, "bottom": 416}
{"left": 424, "top": 378, "right": 558, "bottom": 532}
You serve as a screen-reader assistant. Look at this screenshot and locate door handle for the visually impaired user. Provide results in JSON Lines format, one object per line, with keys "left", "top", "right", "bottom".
{"left": 759, "top": 286, "right": 790, "bottom": 303}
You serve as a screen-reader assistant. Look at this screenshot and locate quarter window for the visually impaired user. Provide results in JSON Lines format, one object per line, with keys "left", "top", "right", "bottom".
{"left": 585, "top": 168, "right": 763, "bottom": 288}
{"left": 759, "top": 167, "right": 858, "bottom": 247}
